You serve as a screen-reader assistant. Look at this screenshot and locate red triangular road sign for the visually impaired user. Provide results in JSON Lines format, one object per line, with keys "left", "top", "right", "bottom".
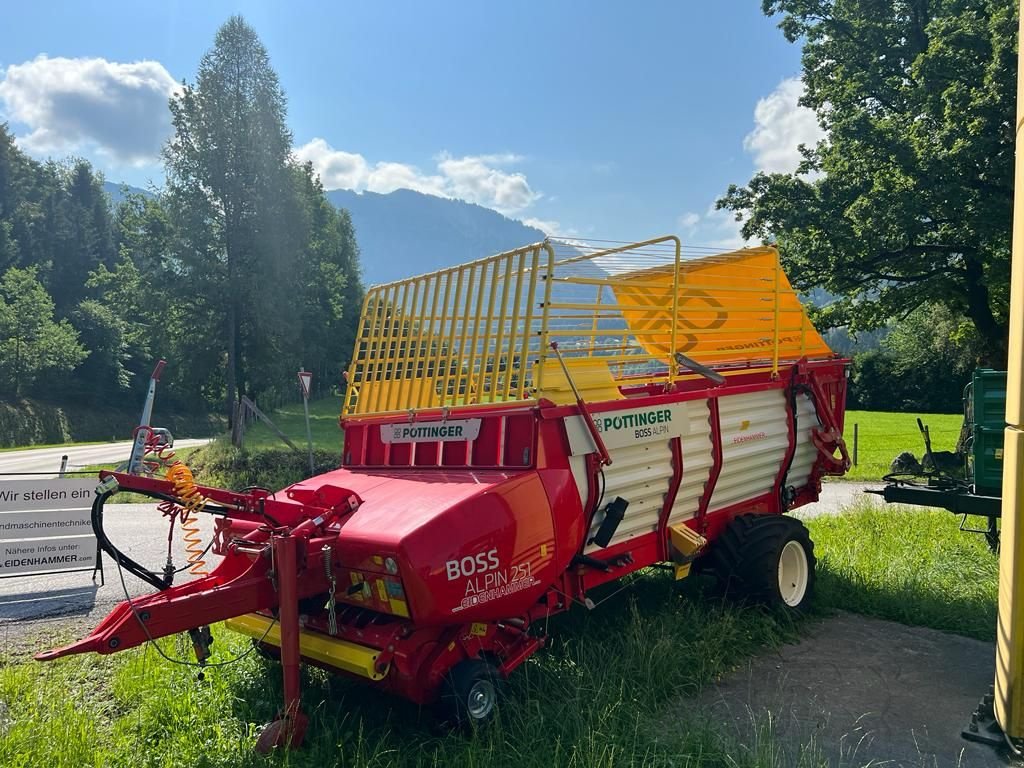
{"left": 297, "top": 370, "right": 312, "bottom": 399}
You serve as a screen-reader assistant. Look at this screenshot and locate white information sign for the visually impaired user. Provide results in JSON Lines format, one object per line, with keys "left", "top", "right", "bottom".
{"left": 0, "top": 535, "right": 97, "bottom": 577}
{"left": 298, "top": 370, "right": 312, "bottom": 399}
{"left": 0, "top": 478, "right": 95, "bottom": 512}
{"left": 0, "top": 508, "right": 93, "bottom": 538}
{"left": 380, "top": 418, "right": 482, "bottom": 444}
{"left": 0, "top": 478, "right": 98, "bottom": 578}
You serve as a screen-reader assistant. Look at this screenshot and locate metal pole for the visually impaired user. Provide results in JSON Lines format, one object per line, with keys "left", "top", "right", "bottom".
{"left": 993, "top": 0, "right": 1024, "bottom": 747}
{"left": 302, "top": 393, "right": 314, "bottom": 477}
{"left": 853, "top": 424, "right": 858, "bottom": 467}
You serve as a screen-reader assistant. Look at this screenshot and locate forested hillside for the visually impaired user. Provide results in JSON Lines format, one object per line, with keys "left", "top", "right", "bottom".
{"left": 0, "top": 19, "right": 364, "bottom": 423}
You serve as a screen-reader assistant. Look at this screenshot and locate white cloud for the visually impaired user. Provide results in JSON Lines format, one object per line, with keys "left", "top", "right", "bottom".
{"left": 367, "top": 161, "right": 447, "bottom": 197}
{"left": 677, "top": 211, "right": 700, "bottom": 234}
{"left": 521, "top": 217, "right": 561, "bottom": 235}
{"left": 292, "top": 138, "right": 368, "bottom": 190}
{"left": 436, "top": 153, "right": 539, "bottom": 213}
{"left": 676, "top": 204, "right": 749, "bottom": 250}
{"left": 0, "top": 55, "right": 179, "bottom": 166}
{"left": 743, "top": 77, "right": 824, "bottom": 174}
{"left": 701, "top": 205, "right": 749, "bottom": 250}
{"left": 294, "top": 138, "right": 542, "bottom": 215}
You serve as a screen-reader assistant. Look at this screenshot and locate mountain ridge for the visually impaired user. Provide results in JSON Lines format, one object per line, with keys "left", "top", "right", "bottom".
{"left": 325, "top": 188, "right": 546, "bottom": 285}
{"left": 102, "top": 181, "right": 547, "bottom": 286}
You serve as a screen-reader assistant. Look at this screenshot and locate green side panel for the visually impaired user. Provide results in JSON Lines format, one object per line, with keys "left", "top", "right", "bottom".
{"left": 972, "top": 368, "right": 1007, "bottom": 494}
{"left": 975, "top": 425, "right": 1006, "bottom": 494}
{"left": 973, "top": 369, "right": 1008, "bottom": 428}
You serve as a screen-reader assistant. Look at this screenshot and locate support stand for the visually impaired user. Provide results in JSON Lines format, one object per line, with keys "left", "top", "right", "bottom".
{"left": 255, "top": 534, "right": 308, "bottom": 753}
{"left": 91, "top": 543, "right": 104, "bottom": 586}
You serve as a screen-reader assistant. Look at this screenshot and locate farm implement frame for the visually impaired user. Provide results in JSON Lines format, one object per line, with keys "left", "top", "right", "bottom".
{"left": 36, "top": 237, "right": 850, "bottom": 751}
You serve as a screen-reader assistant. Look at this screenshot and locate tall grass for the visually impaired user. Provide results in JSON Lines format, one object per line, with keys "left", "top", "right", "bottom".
{"left": 2, "top": 574, "right": 822, "bottom": 768}
{"left": 807, "top": 504, "right": 998, "bottom": 641}
{"left": 238, "top": 397, "right": 344, "bottom": 454}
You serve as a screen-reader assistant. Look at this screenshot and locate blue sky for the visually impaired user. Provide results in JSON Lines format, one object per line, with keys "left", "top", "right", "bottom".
{"left": 0, "top": 1, "right": 821, "bottom": 246}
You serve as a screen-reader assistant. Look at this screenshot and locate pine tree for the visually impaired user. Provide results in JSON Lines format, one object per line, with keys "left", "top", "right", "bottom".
{"left": 164, "top": 15, "right": 300, "bottom": 421}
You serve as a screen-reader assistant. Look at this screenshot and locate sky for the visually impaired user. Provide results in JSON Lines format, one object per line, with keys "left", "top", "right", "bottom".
{"left": 0, "top": 1, "right": 823, "bottom": 248}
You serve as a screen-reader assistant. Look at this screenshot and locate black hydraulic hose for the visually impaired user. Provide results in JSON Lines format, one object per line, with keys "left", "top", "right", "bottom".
{"left": 778, "top": 378, "right": 804, "bottom": 509}
{"left": 92, "top": 488, "right": 171, "bottom": 591}
{"left": 91, "top": 485, "right": 233, "bottom": 592}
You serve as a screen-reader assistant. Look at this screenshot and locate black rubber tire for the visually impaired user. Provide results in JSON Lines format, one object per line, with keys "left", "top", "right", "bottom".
{"left": 437, "top": 658, "right": 505, "bottom": 729}
{"left": 711, "top": 514, "right": 816, "bottom": 611}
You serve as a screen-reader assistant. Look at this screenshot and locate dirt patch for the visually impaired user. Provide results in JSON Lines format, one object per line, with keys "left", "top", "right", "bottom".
{"left": 676, "top": 612, "right": 1013, "bottom": 767}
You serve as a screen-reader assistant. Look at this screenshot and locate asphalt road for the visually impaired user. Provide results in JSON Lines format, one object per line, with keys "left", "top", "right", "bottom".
{"left": 0, "top": 439, "right": 210, "bottom": 477}
{"left": 0, "top": 502, "right": 221, "bottom": 655}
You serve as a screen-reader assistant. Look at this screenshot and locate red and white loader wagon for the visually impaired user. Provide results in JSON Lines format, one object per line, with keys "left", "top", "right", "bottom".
{"left": 37, "top": 237, "right": 849, "bottom": 750}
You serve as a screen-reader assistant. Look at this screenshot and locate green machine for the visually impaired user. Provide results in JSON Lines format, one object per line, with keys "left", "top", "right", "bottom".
{"left": 966, "top": 368, "right": 1007, "bottom": 496}
{"left": 871, "top": 368, "right": 1006, "bottom": 551}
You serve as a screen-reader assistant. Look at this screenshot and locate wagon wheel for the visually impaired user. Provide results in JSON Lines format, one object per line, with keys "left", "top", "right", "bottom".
{"left": 711, "top": 514, "right": 816, "bottom": 611}
{"left": 437, "top": 658, "right": 505, "bottom": 728}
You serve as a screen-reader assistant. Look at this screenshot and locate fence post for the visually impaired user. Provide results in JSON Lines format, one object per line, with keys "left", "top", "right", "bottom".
{"left": 853, "top": 423, "right": 859, "bottom": 467}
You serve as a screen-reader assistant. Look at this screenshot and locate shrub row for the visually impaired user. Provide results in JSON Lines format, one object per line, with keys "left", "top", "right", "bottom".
{"left": 188, "top": 440, "right": 341, "bottom": 491}
{"left": 0, "top": 398, "right": 223, "bottom": 448}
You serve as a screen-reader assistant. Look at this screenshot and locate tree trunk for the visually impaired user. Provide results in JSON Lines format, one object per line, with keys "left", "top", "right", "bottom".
{"left": 226, "top": 301, "right": 237, "bottom": 426}
{"left": 962, "top": 256, "right": 1007, "bottom": 367}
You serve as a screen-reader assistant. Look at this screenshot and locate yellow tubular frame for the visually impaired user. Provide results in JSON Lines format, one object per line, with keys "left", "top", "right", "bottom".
{"left": 341, "top": 238, "right": 826, "bottom": 417}
{"left": 995, "top": 0, "right": 1024, "bottom": 743}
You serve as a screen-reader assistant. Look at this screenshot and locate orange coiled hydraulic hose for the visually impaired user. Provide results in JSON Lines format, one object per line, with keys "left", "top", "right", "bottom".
{"left": 146, "top": 437, "right": 210, "bottom": 577}
{"left": 165, "top": 462, "right": 210, "bottom": 576}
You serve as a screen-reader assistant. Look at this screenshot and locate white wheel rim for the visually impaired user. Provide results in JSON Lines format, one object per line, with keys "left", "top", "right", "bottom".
{"left": 467, "top": 679, "right": 496, "bottom": 720}
{"left": 778, "top": 540, "right": 809, "bottom": 607}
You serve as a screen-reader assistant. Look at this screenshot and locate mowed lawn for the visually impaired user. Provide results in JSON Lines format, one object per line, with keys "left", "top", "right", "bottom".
{"left": 842, "top": 409, "right": 964, "bottom": 482}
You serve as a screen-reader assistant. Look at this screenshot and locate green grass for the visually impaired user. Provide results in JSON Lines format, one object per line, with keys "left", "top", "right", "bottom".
{"left": 2, "top": 576, "right": 825, "bottom": 768}
{"left": 842, "top": 409, "right": 963, "bottom": 482}
{"left": 0, "top": 493, "right": 999, "bottom": 766}
{"left": 238, "top": 397, "right": 344, "bottom": 453}
{"left": 807, "top": 503, "right": 998, "bottom": 641}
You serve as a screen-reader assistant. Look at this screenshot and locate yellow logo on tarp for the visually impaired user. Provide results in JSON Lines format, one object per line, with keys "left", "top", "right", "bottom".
{"left": 611, "top": 248, "right": 832, "bottom": 365}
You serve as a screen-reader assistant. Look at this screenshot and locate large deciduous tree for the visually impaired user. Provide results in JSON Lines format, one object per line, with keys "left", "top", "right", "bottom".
{"left": 0, "top": 267, "right": 86, "bottom": 396}
{"left": 164, "top": 15, "right": 301, "bottom": 422}
{"left": 718, "top": 0, "right": 1016, "bottom": 365}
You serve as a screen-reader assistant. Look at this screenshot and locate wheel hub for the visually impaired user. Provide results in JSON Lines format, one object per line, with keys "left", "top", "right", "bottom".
{"left": 467, "top": 679, "right": 496, "bottom": 720}
{"left": 778, "top": 539, "right": 809, "bottom": 607}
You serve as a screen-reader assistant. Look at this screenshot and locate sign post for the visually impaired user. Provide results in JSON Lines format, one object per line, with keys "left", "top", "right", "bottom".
{"left": 298, "top": 370, "right": 315, "bottom": 476}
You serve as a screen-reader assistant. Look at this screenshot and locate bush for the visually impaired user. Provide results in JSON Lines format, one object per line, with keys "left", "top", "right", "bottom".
{"left": 846, "top": 303, "right": 979, "bottom": 413}
{"left": 188, "top": 439, "right": 340, "bottom": 491}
